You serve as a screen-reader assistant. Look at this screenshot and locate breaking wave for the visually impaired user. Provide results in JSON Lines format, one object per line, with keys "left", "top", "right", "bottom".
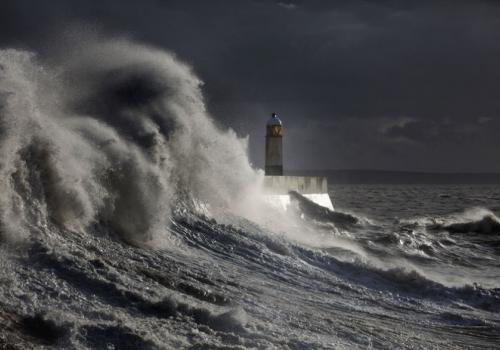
{"left": 1, "top": 33, "right": 499, "bottom": 349}
{"left": 289, "top": 191, "right": 360, "bottom": 228}
{"left": 430, "top": 209, "right": 500, "bottom": 235}
{"left": 0, "top": 35, "right": 264, "bottom": 245}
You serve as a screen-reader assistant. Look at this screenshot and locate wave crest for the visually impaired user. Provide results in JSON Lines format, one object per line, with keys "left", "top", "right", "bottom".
{"left": 422, "top": 208, "right": 500, "bottom": 235}
{"left": 0, "top": 35, "right": 261, "bottom": 244}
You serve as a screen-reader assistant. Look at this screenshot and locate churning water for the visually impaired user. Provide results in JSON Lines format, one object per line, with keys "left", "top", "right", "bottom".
{"left": 0, "top": 36, "right": 499, "bottom": 349}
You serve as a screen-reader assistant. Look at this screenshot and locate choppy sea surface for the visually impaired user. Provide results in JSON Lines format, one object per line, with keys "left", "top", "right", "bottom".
{"left": 0, "top": 38, "right": 499, "bottom": 349}
{"left": 1, "top": 184, "right": 499, "bottom": 349}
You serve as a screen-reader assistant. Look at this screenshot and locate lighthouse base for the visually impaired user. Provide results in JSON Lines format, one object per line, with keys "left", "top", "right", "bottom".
{"left": 263, "top": 176, "right": 334, "bottom": 211}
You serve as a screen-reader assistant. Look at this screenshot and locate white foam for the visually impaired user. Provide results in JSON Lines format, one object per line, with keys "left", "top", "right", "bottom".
{"left": 264, "top": 193, "right": 334, "bottom": 211}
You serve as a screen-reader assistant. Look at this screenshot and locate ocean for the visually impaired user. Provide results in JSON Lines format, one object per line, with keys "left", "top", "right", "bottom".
{"left": 0, "top": 38, "right": 499, "bottom": 349}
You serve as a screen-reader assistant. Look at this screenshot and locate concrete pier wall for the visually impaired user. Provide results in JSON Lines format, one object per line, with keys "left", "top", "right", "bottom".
{"left": 263, "top": 176, "right": 328, "bottom": 194}
{"left": 263, "top": 176, "right": 333, "bottom": 210}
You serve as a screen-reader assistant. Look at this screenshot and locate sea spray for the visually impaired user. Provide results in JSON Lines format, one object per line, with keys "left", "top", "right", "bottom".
{"left": 0, "top": 37, "right": 499, "bottom": 348}
{"left": 0, "top": 36, "right": 263, "bottom": 244}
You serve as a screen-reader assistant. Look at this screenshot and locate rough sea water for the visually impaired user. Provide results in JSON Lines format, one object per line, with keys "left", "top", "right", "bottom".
{"left": 0, "top": 36, "right": 499, "bottom": 349}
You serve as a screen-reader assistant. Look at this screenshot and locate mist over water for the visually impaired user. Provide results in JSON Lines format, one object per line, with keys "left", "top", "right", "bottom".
{"left": 0, "top": 35, "right": 499, "bottom": 349}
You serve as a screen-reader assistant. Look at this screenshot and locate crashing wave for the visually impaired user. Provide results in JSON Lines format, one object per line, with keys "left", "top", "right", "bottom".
{"left": 441, "top": 215, "right": 500, "bottom": 234}
{"left": 0, "top": 36, "right": 263, "bottom": 244}
{"left": 400, "top": 207, "right": 500, "bottom": 235}
{"left": 289, "top": 191, "right": 359, "bottom": 228}
{"left": 423, "top": 208, "right": 500, "bottom": 235}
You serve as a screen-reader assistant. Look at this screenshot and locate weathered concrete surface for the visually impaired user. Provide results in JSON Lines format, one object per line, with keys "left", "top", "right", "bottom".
{"left": 263, "top": 176, "right": 334, "bottom": 210}
{"left": 263, "top": 176, "right": 328, "bottom": 194}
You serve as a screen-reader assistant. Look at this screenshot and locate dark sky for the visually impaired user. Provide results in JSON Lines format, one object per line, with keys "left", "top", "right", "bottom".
{"left": 2, "top": 0, "right": 500, "bottom": 172}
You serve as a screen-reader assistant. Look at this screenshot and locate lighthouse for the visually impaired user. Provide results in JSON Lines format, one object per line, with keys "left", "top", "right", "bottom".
{"left": 263, "top": 112, "right": 334, "bottom": 211}
{"left": 265, "top": 113, "right": 283, "bottom": 175}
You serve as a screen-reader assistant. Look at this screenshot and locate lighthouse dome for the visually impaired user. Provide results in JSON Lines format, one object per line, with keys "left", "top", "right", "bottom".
{"left": 267, "top": 112, "right": 282, "bottom": 126}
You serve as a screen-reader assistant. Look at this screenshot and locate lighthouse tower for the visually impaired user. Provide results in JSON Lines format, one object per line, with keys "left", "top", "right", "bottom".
{"left": 263, "top": 112, "right": 334, "bottom": 210}
{"left": 265, "top": 113, "right": 283, "bottom": 175}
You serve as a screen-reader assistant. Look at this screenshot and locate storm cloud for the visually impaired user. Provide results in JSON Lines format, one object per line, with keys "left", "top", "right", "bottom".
{"left": 1, "top": 0, "right": 499, "bottom": 172}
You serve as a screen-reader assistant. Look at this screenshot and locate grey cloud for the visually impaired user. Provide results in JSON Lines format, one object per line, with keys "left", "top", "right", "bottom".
{"left": 1, "top": 0, "right": 499, "bottom": 171}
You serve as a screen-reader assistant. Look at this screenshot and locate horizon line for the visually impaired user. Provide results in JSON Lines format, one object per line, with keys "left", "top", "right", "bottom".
{"left": 286, "top": 169, "right": 500, "bottom": 175}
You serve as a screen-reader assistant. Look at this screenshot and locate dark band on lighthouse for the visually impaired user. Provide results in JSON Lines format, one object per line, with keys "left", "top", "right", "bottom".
{"left": 265, "top": 113, "right": 283, "bottom": 175}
